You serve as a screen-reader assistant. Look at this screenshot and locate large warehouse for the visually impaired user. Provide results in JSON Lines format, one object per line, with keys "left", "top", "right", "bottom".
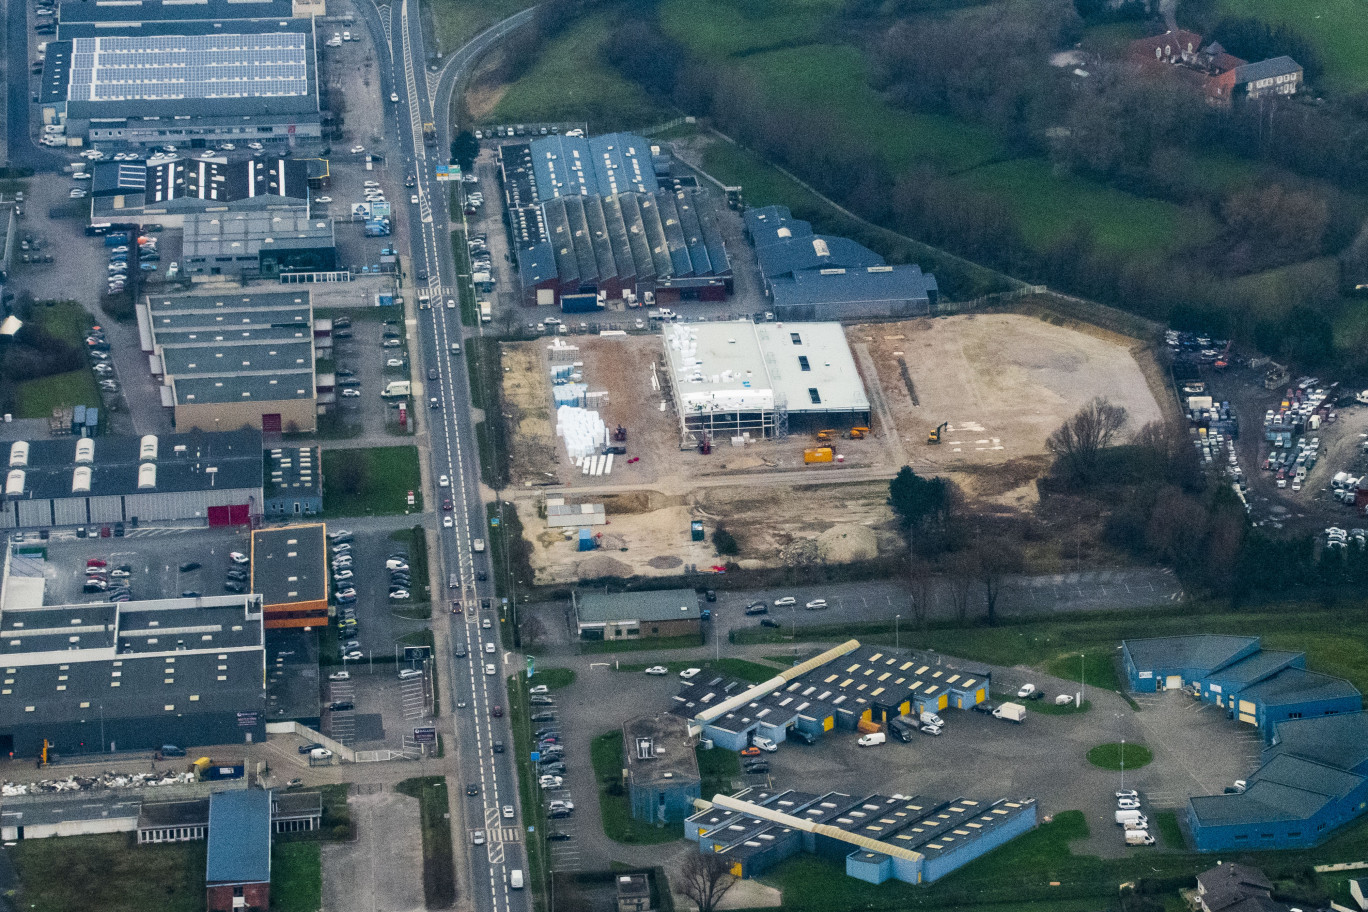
{"left": 501, "top": 134, "right": 732, "bottom": 307}
{"left": 685, "top": 788, "right": 1036, "bottom": 884}
{"left": 40, "top": 18, "right": 321, "bottom": 147}
{"left": 89, "top": 156, "right": 310, "bottom": 228}
{"left": 673, "top": 641, "right": 990, "bottom": 752}
{"left": 745, "top": 206, "right": 938, "bottom": 321}
{"left": 140, "top": 290, "right": 321, "bottom": 434}
{"left": 662, "top": 320, "right": 870, "bottom": 443}
{"left": 1, "top": 431, "right": 263, "bottom": 531}
{"left": 250, "top": 523, "right": 328, "bottom": 629}
{"left": 181, "top": 211, "right": 337, "bottom": 282}
{"left": 0, "top": 594, "right": 267, "bottom": 757}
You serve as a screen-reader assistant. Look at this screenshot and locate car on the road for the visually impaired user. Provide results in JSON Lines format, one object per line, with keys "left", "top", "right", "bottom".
{"left": 450, "top": 343, "right": 462, "bottom": 354}
{"left": 438, "top": 474, "right": 451, "bottom": 487}
{"left": 485, "top": 663, "right": 496, "bottom": 675}
{"left": 466, "top": 784, "right": 479, "bottom": 796}
{"left": 390, "top": 92, "right": 399, "bottom": 102}
{"left": 471, "top": 830, "right": 486, "bottom": 845}
{"left": 485, "top": 642, "right": 496, "bottom": 654}
{"left": 328, "top": 672, "right": 350, "bottom": 682}
{"left": 429, "top": 396, "right": 441, "bottom": 409}
{"left": 493, "top": 741, "right": 504, "bottom": 753}
{"left": 442, "top": 515, "right": 454, "bottom": 529}
{"left": 774, "top": 597, "right": 796, "bottom": 607}
{"left": 315, "top": 196, "right": 332, "bottom": 203}
{"left": 805, "top": 599, "right": 828, "bottom": 610}
{"left": 744, "top": 602, "right": 769, "bottom": 615}
{"left": 455, "top": 643, "right": 467, "bottom": 657}
{"left": 446, "top": 298, "right": 456, "bottom": 309}
{"left": 679, "top": 668, "right": 701, "bottom": 679}
{"left": 442, "top": 499, "right": 452, "bottom": 511}
{"left": 411, "top": 194, "right": 419, "bottom": 204}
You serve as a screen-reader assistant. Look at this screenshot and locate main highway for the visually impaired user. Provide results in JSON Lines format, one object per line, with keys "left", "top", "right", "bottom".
{"left": 356, "top": 3, "right": 537, "bottom": 912}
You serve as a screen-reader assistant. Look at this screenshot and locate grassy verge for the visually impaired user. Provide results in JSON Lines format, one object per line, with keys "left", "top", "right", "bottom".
{"left": 449, "top": 230, "right": 477, "bottom": 327}
{"left": 321, "top": 446, "right": 422, "bottom": 517}
{"left": 395, "top": 776, "right": 456, "bottom": 909}
{"left": 487, "top": 501, "right": 533, "bottom": 649}
{"left": 590, "top": 731, "right": 684, "bottom": 844}
{"left": 696, "top": 743, "right": 739, "bottom": 799}
{"left": 1153, "top": 811, "right": 1185, "bottom": 850}
{"left": 1043, "top": 651, "right": 1122, "bottom": 693}
{"left": 11, "top": 833, "right": 205, "bottom": 912}
{"left": 578, "top": 634, "right": 704, "bottom": 654}
{"left": 528, "top": 666, "right": 575, "bottom": 689}
{"left": 428, "top": 0, "right": 533, "bottom": 56}
{"left": 389, "top": 525, "right": 432, "bottom": 606}
{"left": 15, "top": 369, "right": 103, "bottom": 418}
{"left": 1086, "top": 742, "right": 1152, "bottom": 771}
{"left": 320, "top": 784, "right": 353, "bottom": 839}
{"left": 270, "top": 842, "right": 321, "bottom": 912}
{"left": 506, "top": 670, "right": 548, "bottom": 910}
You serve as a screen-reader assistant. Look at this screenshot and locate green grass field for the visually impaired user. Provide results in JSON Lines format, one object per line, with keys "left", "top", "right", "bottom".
{"left": 394, "top": 776, "right": 456, "bottom": 908}
{"left": 429, "top": 0, "right": 533, "bottom": 56}
{"left": 660, "top": 0, "right": 839, "bottom": 58}
{"left": 1154, "top": 810, "right": 1186, "bottom": 850}
{"left": 491, "top": 13, "right": 671, "bottom": 130}
{"left": 11, "top": 834, "right": 206, "bottom": 912}
{"left": 961, "top": 158, "right": 1218, "bottom": 254}
{"left": 1218, "top": 0, "right": 1368, "bottom": 93}
{"left": 15, "top": 368, "right": 102, "bottom": 419}
{"left": 271, "top": 842, "right": 322, "bottom": 912}
{"left": 530, "top": 666, "right": 576, "bottom": 689}
{"left": 321, "top": 446, "right": 422, "bottom": 517}
{"left": 1086, "top": 742, "right": 1152, "bottom": 770}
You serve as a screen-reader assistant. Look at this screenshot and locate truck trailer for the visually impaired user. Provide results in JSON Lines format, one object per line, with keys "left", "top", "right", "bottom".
{"left": 992, "top": 702, "right": 1026, "bottom": 723}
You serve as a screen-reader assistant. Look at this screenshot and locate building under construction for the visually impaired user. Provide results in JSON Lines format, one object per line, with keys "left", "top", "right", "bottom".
{"left": 660, "top": 320, "right": 869, "bottom": 446}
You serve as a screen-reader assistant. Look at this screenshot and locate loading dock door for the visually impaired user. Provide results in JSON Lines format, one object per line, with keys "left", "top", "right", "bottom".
{"left": 975, "top": 688, "right": 986, "bottom": 704}
{"left": 208, "top": 505, "right": 232, "bottom": 527}
{"left": 1165, "top": 675, "right": 1183, "bottom": 690}
{"left": 1238, "top": 700, "right": 1258, "bottom": 725}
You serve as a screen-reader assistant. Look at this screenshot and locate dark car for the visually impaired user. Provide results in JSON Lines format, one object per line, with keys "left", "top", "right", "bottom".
{"left": 224, "top": 581, "right": 246, "bottom": 593}
{"left": 1024, "top": 691, "right": 1046, "bottom": 701}
{"left": 416, "top": 270, "right": 428, "bottom": 281}
{"left": 493, "top": 741, "right": 505, "bottom": 754}
{"left": 548, "top": 809, "right": 572, "bottom": 820}
{"left": 477, "top": 569, "right": 488, "bottom": 581}
{"left": 334, "top": 330, "right": 353, "bottom": 339}
{"left": 972, "top": 701, "right": 997, "bottom": 714}
{"left": 467, "top": 784, "right": 480, "bottom": 796}
{"left": 760, "top": 618, "right": 781, "bottom": 628}
{"left": 455, "top": 643, "right": 467, "bottom": 657}
{"left": 428, "top": 368, "right": 439, "bottom": 381}
{"left": 531, "top": 712, "right": 557, "bottom": 723}
{"left": 328, "top": 701, "right": 354, "bottom": 712}
{"left": 181, "top": 590, "right": 201, "bottom": 598}
{"left": 744, "top": 603, "right": 769, "bottom": 615}
{"left": 789, "top": 729, "right": 818, "bottom": 745}
{"left": 179, "top": 561, "right": 201, "bottom": 572}
{"left": 336, "top": 367, "right": 355, "bottom": 377}
{"left": 547, "top": 831, "right": 573, "bottom": 841}
{"left": 744, "top": 762, "right": 770, "bottom": 774}
{"left": 298, "top": 742, "right": 324, "bottom": 754}
{"left": 226, "top": 569, "right": 248, "bottom": 581}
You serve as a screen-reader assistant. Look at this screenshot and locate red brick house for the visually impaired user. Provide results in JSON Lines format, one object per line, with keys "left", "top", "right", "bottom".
{"left": 205, "top": 790, "right": 272, "bottom": 912}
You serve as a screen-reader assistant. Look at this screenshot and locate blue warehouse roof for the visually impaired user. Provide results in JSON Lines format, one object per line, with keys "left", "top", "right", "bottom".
{"left": 769, "top": 264, "right": 938, "bottom": 309}
{"left": 206, "top": 790, "right": 272, "bottom": 885}
{"left": 518, "top": 240, "right": 558, "bottom": 287}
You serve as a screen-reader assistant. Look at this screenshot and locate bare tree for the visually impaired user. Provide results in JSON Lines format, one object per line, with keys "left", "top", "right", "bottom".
{"left": 679, "top": 852, "right": 736, "bottom": 912}
{"left": 908, "top": 549, "right": 933, "bottom": 631}
{"left": 1046, "top": 397, "right": 1128, "bottom": 483}
{"left": 945, "top": 552, "right": 975, "bottom": 627}
{"left": 975, "top": 536, "right": 1023, "bottom": 627}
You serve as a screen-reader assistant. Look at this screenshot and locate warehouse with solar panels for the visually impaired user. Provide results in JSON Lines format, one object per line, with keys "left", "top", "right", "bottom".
{"left": 500, "top": 133, "right": 732, "bottom": 308}
{"left": 40, "top": 17, "right": 321, "bottom": 146}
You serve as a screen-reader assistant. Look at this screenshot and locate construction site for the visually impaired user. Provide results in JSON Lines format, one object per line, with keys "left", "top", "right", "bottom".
{"left": 500, "top": 312, "right": 1166, "bottom": 583}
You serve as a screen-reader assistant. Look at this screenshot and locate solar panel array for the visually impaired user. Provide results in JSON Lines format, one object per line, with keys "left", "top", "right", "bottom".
{"left": 68, "top": 34, "right": 308, "bottom": 102}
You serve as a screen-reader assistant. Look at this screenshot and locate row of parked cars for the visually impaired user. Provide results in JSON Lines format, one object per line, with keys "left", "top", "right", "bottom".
{"left": 1114, "top": 789, "right": 1155, "bottom": 846}
{"left": 85, "top": 327, "right": 120, "bottom": 397}
{"left": 82, "top": 557, "right": 134, "bottom": 600}
{"left": 328, "top": 530, "right": 363, "bottom": 660}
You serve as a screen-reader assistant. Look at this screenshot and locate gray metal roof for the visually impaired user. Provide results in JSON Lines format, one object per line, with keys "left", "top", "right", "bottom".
{"left": 250, "top": 524, "right": 326, "bottom": 607}
{"left": 1189, "top": 781, "right": 1328, "bottom": 825}
{"left": 769, "top": 264, "right": 937, "bottom": 309}
{"left": 1123, "top": 635, "right": 1259, "bottom": 673}
{"left": 623, "top": 713, "right": 700, "bottom": 789}
{"left": 206, "top": 789, "right": 272, "bottom": 884}
{"left": 3, "top": 429, "right": 263, "bottom": 499}
{"left": 529, "top": 133, "right": 658, "bottom": 202}
{"left": 3, "top": 795, "right": 143, "bottom": 830}
{"left": 171, "top": 372, "right": 315, "bottom": 406}
{"left": 138, "top": 798, "right": 209, "bottom": 828}
{"left": 181, "top": 211, "right": 333, "bottom": 260}
{"left": 1269, "top": 711, "right": 1368, "bottom": 773}
{"left": 1241, "top": 667, "right": 1360, "bottom": 707}
{"left": 574, "top": 588, "right": 699, "bottom": 625}
{"left": 1251, "top": 753, "right": 1365, "bottom": 800}
{"left": 1208, "top": 650, "right": 1303, "bottom": 688}
{"left": 1235, "top": 56, "right": 1302, "bottom": 84}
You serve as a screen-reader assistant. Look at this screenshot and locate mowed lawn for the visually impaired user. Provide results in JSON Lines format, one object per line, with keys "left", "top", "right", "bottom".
{"left": 961, "top": 158, "right": 1219, "bottom": 255}
{"left": 490, "top": 12, "right": 670, "bottom": 130}
{"left": 11, "top": 833, "right": 206, "bottom": 912}
{"left": 13, "top": 300, "right": 101, "bottom": 418}
{"left": 1219, "top": 0, "right": 1368, "bottom": 93}
{"left": 428, "top": 0, "right": 533, "bottom": 56}
{"left": 660, "top": 0, "right": 840, "bottom": 57}
{"left": 321, "top": 445, "right": 422, "bottom": 516}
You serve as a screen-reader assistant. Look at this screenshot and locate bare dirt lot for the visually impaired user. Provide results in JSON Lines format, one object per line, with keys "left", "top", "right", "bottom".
{"left": 502, "top": 313, "right": 1165, "bottom": 581}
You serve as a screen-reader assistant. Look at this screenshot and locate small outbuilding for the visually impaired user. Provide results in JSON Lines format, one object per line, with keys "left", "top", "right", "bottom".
{"left": 573, "top": 589, "right": 700, "bottom": 641}
{"left": 206, "top": 790, "right": 272, "bottom": 912}
{"left": 623, "top": 713, "right": 701, "bottom": 823}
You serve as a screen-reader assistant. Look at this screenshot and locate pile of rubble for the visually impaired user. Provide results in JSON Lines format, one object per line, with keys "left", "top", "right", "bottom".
{"left": 2, "top": 770, "right": 197, "bottom": 796}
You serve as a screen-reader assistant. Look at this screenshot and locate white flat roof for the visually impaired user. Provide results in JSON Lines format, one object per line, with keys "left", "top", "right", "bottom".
{"left": 662, "top": 321, "right": 869, "bottom": 415}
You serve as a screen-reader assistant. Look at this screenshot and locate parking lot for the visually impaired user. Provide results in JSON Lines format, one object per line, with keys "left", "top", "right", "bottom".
{"left": 35, "top": 526, "right": 253, "bottom": 604}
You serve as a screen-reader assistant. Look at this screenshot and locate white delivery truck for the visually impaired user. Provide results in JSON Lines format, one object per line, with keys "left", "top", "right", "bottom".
{"left": 509, "top": 870, "right": 524, "bottom": 889}
{"left": 992, "top": 702, "right": 1026, "bottom": 723}
{"left": 919, "top": 711, "right": 943, "bottom": 728}
{"left": 472, "top": 539, "right": 486, "bottom": 553}
{"left": 479, "top": 301, "right": 492, "bottom": 323}
{"left": 382, "top": 380, "right": 411, "bottom": 398}
{"left": 1115, "top": 810, "right": 1148, "bottom": 828}
{"left": 857, "top": 732, "right": 885, "bottom": 747}
{"left": 1125, "top": 829, "right": 1155, "bottom": 846}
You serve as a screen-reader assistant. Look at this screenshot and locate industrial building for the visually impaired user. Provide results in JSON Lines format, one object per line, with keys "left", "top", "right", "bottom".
{"left": 745, "top": 206, "right": 938, "bottom": 321}
{"left": 181, "top": 211, "right": 337, "bottom": 282}
{"left": 250, "top": 523, "right": 328, "bottom": 629}
{"left": 572, "top": 588, "right": 701, "bottom": 641}
{"left": 1, "top": 430, "right": 264, "bottom": 531}
{"left": 661, "top": 320, "right": 870, "bottom": 443}
{"left": 500, "top": 134, "right": 732, "bottom": 307}
{"left": 0, "top": 593, "right": 267, "bottom": 757}
{"left": 1121, "top": 636, "right": 1362, "bottom": 739}
{"left": 623, "top": 713, "right": 701, "bottom": 823}
{"left": 140, "top": 291, "right": 321, "bottom": 434}
{"left": 40, "top": 18, "right": 322, "bottom": 147}
{"left": 264, "top": 446, "right": 322, "bottom": 518}
{"left": 685, "top": 788, "right": 1036, "bottom": 884}
{"left": 56, "top": 0, "right": 322, "bottom": 29}
{"left": 673, "top": 641, "right": 989, "bottom": 752}
{"left": 89, "top": 156, "right": 310, "bottom": 227}
{"left": 206, "top": 790, "right": 272, "bottom": 912}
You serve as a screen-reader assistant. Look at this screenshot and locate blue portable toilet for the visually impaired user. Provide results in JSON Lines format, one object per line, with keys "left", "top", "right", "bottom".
{"left": 578, "top": 528, "right": 595, "bottom": 551}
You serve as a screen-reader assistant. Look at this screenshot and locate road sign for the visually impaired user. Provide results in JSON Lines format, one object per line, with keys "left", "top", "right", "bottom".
{"left": 490, "top": 516, "right": 500, "bottom": 527}
{"left": 236, "top": 711, "right": 259, "bottom": 727}
{"left": 404, "top": 646, "right": 431, "bottom": 662}
{"left": 435, "top": 165, "right": 452, "bottom": 182}
{"left": 413, "top": 727, "right": 437, "bottom": 744}
{"left": 526, "top": 655, "right": 535, "bottom": 677}
{"left": 530, "top": 751, "right": 540, "bottom": 762}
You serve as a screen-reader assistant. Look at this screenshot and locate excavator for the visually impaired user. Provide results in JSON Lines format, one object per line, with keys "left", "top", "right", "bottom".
{"left": 927, "top": 422, "right": 948, "bottom": 445}
{"left": 815, "top": 429, "right": 837, "bottom": 443}
{"left": 847, "top": 427, "right": 870, "bottom": 439}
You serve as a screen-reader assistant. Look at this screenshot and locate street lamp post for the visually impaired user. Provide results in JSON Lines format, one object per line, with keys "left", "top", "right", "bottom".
{"left": 895, "top": 614, "right": 901, "bottom": 652}
{"left": 1120, "top": 737, "right": 1126, "bottom": 792}
{"left": 1081, "top": 653, "right": 1086, "bottom": 706}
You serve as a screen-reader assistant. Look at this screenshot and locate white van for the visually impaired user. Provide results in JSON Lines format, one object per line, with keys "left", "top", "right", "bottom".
{"left": 1115, "top": 810, "right": 1147, "bottom": 828}
{"left": 857, "top": 732, "right": 885, "bottom": 747}
{"left": 398, "top": 669, "right": 423, "bottom": 680}
{"left": 508, "top": 870, "right": 524, "bottom": 889}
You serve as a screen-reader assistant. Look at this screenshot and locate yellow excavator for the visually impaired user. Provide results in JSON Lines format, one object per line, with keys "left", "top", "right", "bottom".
{"left": 927, "top": 422, "right": 948, "bottom": 444}
{"left": 847, "top": 427, "right": 870, "bottom": 439}
{"left": 815, "top": 429, "right": 837, "bottom": 443}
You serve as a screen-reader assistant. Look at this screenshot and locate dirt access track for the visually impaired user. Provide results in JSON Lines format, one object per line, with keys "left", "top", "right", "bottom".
{"left": 501, "top": 313, "right": 1165, "bottom": 583}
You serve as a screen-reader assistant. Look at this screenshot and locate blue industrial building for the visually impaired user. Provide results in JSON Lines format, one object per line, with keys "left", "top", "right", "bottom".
{"left": 1124, "top": 637, "right": 1368, "bottom": 850}
{"left": 744, "top": 206, "right": 938, "bottom": 321}
{"left": 624, "top": 714, "right": 701, "bottom": 824}
{"left": 686, "top": 788, "right": 1036, "bottom": 885}
{"left": 674, "top": 641, "right": 989, "bottom": 752}
{"left": 264, "top": 446, "right": 322, "bottom": 518}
